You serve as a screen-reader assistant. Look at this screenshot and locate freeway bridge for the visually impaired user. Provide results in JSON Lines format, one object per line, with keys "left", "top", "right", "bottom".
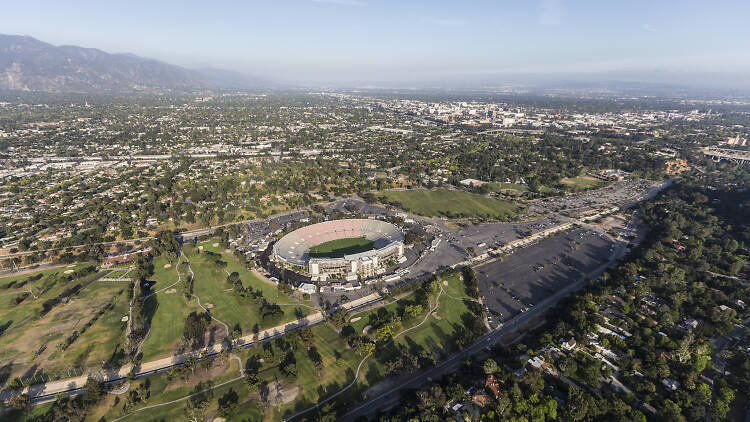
{"left": 702, "top": 147, "right": 750, "bottom": 164}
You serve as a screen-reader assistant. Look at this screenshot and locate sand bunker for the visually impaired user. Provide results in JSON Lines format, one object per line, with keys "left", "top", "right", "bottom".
{"left": 121, "top": 316, "right": 129, "bottom": 322}
{"left": 443, "top": 280, "right": 448, "bottom": 286}
{"left": 198, "top": 246, "right": 204, "bottom": 251}
{"left": 432, "top": 313, "right": 442, "bottom": 320}
{"left": 265, "top": 381, "right": 300, "bottom": 405}
{"left": 163, "top": 263, "right": 172, "bottom": 269}
{"left": 205, "top": 303, "right": 214, "bottom": 309}
{"left": 64, "top": 269, "right": 74, "bottom": 274}
{"left": 350, "top": 317, "right": 361, "bottom": 323}
{"left": 362, "top": 325, "right": 372, "bottom": 335}
{"left": 212, "top": 242, "right": 219, "bottom": 247}
{"left": 164, "top": 288, "right": 177, "bottom": 294}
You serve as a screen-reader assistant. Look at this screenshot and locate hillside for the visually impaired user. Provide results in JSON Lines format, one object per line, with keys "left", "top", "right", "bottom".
{"left": 0, "top": 34, "right": 212, "bottom": 93}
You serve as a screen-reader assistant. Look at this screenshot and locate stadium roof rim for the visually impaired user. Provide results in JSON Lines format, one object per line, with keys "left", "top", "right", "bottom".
{"left": 273, "top": 218, "right": 404, "bottom": 266}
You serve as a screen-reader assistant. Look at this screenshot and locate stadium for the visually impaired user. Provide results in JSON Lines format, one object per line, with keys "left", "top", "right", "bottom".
{"left": 272, "top": 219, "right": 405, "bottom": 281}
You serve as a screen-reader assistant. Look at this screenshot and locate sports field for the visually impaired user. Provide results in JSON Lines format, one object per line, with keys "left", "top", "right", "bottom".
{"left": 378, "top": 188, "right": 525, "bottom": 220}
{"left": 486, "top": 182, "right": 530, "bottom": 194}
{"left": 560, "top": 176, "right": 604, "bottom": 190}
{"left": 309, "top": 236, "right": 374, "bottom": 258}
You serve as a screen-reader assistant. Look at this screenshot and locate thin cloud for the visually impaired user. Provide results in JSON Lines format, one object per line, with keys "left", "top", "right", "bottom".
{"left": 642, "top": 24, "right": 657, "bottom": 33}
{"left": 421, "top": 17, "right": 466, "bottom": 27}
{"left": 539, "top": 0, "right": 564, "bottom": 26}
{"left": 311, "top": 0, "right": 365, "bottom": 5}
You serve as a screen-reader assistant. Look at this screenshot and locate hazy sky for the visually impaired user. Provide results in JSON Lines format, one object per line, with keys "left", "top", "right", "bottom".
{"left": 3, "top": 0, "right": 749, "bottom": 84}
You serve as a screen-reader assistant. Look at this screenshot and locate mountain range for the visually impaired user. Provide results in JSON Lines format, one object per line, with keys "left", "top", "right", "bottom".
{"left": 0, "top": 34, "right": 260, "bottom": 93}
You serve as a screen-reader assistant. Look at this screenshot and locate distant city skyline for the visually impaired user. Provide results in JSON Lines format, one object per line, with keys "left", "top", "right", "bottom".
{"left": 2, "top": 0, "right": 749, "bottom": 87}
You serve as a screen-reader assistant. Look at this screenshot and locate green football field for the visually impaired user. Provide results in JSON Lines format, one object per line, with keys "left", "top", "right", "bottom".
{"left": 309, "top": 236, "right": 375, "bottom": 258}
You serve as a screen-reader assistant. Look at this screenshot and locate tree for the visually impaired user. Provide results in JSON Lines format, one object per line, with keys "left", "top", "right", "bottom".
{"left": 8, "top": 377, "right": 22, "bottom": 390}
{"left": 183, "top": 311, "right": 211, "bottom": 345}
{"left": 404, "top": 304, "right": 423, "bottom": 319}
{"left": 200, "top": 349, "right": 212, "bottom": 373}
{"left": 376, "top": 325, "right": 393, "bottom": 343}
{"left": 711, "top": 387, "right": 735, "bottom": 421}
{"left": 217, "top": 388, "right": 239, "bottom": 416}
{"left": 483, "top": 358, "right": 498, "bottom": 375}
{"left": 82, "top": 377, "right": 105, "bottom": 404}
{"left": 358, "top": 341, "right": 376, "bottom": 356}
{"left": 185, "top": 400, "right": 209, "bottom": 422}
{"left": 9, "top": 393, "right": 30, "bottom": 410}
{"left": 184, "top": 356, "right": 198, "bottom": 377}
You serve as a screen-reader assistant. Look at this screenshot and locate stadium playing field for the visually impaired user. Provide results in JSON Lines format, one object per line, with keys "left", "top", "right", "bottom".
{"left": 309, "top": 236, "right": 375, "bottom": 258}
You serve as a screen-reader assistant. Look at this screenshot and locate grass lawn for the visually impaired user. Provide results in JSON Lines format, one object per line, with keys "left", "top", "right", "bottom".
{"left": 278, "top": 273, "right": 477, "bottom": 416}
{"left": 560, "top": 176, "right": 604, "bottom": 191}
{"left": 378, "top": 188, "right": 524, "bottom": 220}
{"left": 95, "top": 356, "right": 247, "bottom": 421}
{"left": 52, "top": 283, "right": 130, "bottom": 369}
{"left": 186, "top": 241, "right": 311, "bottom": 333}
{"left": 140, "top": 255, "right": 201, "bottom": 361}
{"left": 0, "top": 263, "right": 89, "bottom": 288}
{"left": 0, "top": 265, "right": 128, "bottom": 381}
{"left": 0, "top": 402, "right": 54, "bottom": 422}
{"left": 56, "top": 271, "right": 479, "bottom": 422}
{"left": 309, "top": 236, "right": 374, "bottom": 258}
{"left": 487, "top": 182, "right": 530, "bottom": 194}
{"left": 538, "top": 185, "right": 559, "bottom": 195}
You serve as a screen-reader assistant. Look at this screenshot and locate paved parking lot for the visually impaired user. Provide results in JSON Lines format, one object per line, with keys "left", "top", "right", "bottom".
{"left": 475, "top": 227, "right": 612, "bottom": 324}
{"left": 530, "top": 179, "right": 661, "bottom": 216}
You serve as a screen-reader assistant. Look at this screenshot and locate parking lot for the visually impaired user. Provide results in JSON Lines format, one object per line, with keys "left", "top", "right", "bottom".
{"left": 441, "top": 217, "right": 562, "bottom": 255}
{"left": 475, "top": 227, "right": 612, "bottom": 325}
{"left": 530, "top": 179, "right": 661, "bottom": 216}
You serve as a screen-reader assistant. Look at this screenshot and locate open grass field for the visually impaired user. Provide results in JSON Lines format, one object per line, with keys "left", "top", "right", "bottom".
{"left": 486, "top": 182, "right": 559, "bottom": 196}
{"left": 0, "top": 264, "right": 129, "bottom": 382}
{"left": 309, "top": 236, "right": 374, "bottom": 258}
{"left": 141, "top": 240, "right": 314, "bottom": 360}
{"left": 0, "top": 263, "right": 88, "bottom": 288}
{"left": 139, "top": 255, "right": 201, "bottom": 361}
{"left": 560, "top": 176, "right": 604, "bottom": 191}
{"left": 104, "top": 268, "right": 132, "bottom": 279}
{"left": 94, "top": 355, "right": 247, "bottom": 421}
{"left": 487, "top": 182, "right": 530, "bottom": 194}
{"left": 188, "top": 240, "right": 311, "bottom": 331}
{"left": 378, "top": 188, "right": 525, "bottom": 220}
{"left": 20, "top": 271, "right": 478, "bottom": 421}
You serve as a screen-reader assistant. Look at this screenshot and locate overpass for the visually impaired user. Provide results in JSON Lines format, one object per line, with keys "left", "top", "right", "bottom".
{"left": 702, "top": 147, "right": 750, "bottom": 164}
